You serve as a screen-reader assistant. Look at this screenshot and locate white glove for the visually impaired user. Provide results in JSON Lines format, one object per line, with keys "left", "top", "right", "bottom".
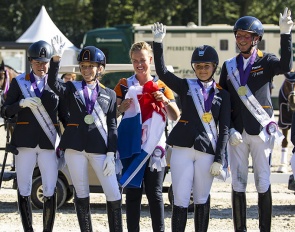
{"left": 51, "top": 35, "right": 66, "bottom": 57}
{"left": 229, "top": 128, "right": 243, "bottom": 146}
{"left": 151, "top": 22, "right": 166, "bottom": 43}
{"left": 19, "top": 97, "right": 41, "bottom": 109}
{"left": 210, "top": 162, "right": 223, "bottom": 176}
{"left": 279, "top": 7, "right": 293, "bottom": 34}
{"left": 103, "top": 152, "right": 115, "bottom": 176}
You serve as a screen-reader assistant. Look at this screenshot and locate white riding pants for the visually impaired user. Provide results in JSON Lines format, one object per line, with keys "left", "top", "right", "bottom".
{"left": 229, "top": 130, "right": 271, "bottom": 193}
{"left": 16, "top": 146, "right": 58, "bottom": 197}
{"left": 65, "top": 149, "right": 121, "bottom": 201}
{"left": 170, "top": 146, "right": 214, "bottom": 206}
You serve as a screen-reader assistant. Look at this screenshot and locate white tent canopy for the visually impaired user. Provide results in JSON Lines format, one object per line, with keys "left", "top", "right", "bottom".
{"left": 16, "top": 5, "right": 78, "bottom": 66}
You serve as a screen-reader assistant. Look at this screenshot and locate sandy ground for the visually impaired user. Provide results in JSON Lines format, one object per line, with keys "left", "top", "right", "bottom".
{"left": 1, "top": 115, "right": 295, "bottom": 231}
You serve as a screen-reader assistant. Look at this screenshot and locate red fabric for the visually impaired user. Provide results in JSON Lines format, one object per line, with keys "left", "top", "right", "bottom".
{"left": 137, "top": 81, "right": 166, "bottom": 122}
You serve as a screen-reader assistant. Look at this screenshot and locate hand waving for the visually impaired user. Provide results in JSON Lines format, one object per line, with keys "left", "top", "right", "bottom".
{"left": 279, "top": 7, "right": 293, "bottom": 34}
{"left": 151, "top": 22, "right": 166, "bottom": 43}
{"left": 51, "top": 35, "right": 66, "bottom": 57}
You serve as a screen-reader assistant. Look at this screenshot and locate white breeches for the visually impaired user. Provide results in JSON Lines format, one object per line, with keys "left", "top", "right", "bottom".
{"left": 229, "top": 130, "right": 271, "bottom": 193}
{"left": 16, "top": 146, "right": 58, "bottom": 197}
{"left": 65, "top": 149, "right": 121, "bottom": 201}
{"left": 170, "top": 146, "right": 214, "bottom": 206}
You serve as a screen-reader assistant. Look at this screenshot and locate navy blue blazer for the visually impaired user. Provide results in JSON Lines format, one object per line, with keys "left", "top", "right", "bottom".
{"left": 219, "top": 34, "right": 292, "bottom": 135}
{"left": 47, "top": 60, "right": 117, "bottom": 154}
{"left": 153, "top": 42, "right": 230, "bottom": 163}
{"left": 1, "top": 74, "right": 68, "bottom": 149}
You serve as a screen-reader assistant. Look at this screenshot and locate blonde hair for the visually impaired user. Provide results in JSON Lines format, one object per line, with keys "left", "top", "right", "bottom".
{"left": 129, "top": 41, "right": 153, "bottom": 59}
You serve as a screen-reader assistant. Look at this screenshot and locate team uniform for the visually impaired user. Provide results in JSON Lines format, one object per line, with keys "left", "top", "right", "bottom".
{"left": 153, "top": 40, "right": 230, "bottom": 232}
{"left": 219, "top": 13, "right": 292, "bottom": 232}
{"left": 1, "top": 40, "right": 69, "bottom": 232}
{"left": 114, "top": 76, "right": 175, "bottom": 232}
{"left": 47, "top": 43, "right": 123, "bottom": 231}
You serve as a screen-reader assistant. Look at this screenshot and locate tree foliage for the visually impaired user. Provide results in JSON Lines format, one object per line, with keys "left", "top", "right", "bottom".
{"left": 0, "top": 0, "right": 295, "bottom": 47}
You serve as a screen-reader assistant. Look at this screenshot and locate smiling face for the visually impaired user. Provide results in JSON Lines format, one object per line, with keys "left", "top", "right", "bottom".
{"left": 30, "top": 60, "right": 49, "bottom": 77}
{"left": 131, "top": 49, "right": 152, "bottom": 78}
{"left": 79, "top": 61, "right": 101, "bottom": 83}
{"left": 193, "top": 62, "right": 215, "bottom": 81}
{"left": 235, "top": 30, "right": 259, "bottom": 56}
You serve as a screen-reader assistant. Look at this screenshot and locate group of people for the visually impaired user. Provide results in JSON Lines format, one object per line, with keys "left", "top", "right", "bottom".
{"left": 0, "top": 6, "right": 293, "bottom": 232}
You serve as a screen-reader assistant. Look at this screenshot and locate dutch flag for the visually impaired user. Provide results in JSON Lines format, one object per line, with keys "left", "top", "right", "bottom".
{"left": 117, "top": 81, "right": 166, "bottom": 188}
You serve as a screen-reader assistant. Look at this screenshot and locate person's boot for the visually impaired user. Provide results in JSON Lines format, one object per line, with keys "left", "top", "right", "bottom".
{"left": 171, "top": 205, "right": 187, "bottom": 232}
{"left": 106, "top": 200, "right": 123, "bottom": 232}
{"left": 232, "top": 189, "right": 247, "bottom": 232}
{"left": 258, "top": 186, "right": 272, "bottom": 232}
{"left": 17, "top": 191, "right": 34, "bottom": 232}
{"left": 74, "top": 195, "right": 92, "bottom": 232}
{"left": 194, "top": 195, "right": 210, "bottom": 232}
{"left": 43, "top": 192, "right": 56, "bottom": 232}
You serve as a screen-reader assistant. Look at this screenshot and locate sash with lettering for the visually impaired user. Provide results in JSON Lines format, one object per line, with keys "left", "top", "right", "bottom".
{"left": 225, "top": 56, "right": 284, "bottom": 145}
{"left": 117, "top": 79, "right": 166, "bottom": 188}
{"left": 16, "top": 73, "right": 60, "bottom": 149}
{"left": 72, "top": 81, "right": 108, "bottom": 145}
{"left": 187, "top": 79, "right": 229, "bottom": 181}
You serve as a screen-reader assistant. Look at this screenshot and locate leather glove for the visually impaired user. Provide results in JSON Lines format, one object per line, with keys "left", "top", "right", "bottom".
{"left": 19, "top": 97, "right": 41, "bottom": 109}
{"left": 51, "top": 35, "right": 66, "bottom": 57}
{"left": 103, "top": 152, "right": 115, "bottom": 176}
{"left": 229, "top": 128, "right": 243, "bottom": 146}
{"left": 279, "top": 7, "right": 293, "bottom": 34}
{"left": 210, "top": 162, "right": 223, "bottom": 176}
{"left": 151, "top": 22, "right": 166, "bottom": 43}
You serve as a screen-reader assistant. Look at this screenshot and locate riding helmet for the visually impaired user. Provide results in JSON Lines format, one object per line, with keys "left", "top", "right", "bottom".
{"left": 77, "top": 46, "right": 106, "bottom": 67}
{"left": 27, "top": 40, "right": 53, "bottom": 62}
{"left": 191, "top": 45, "right": 219, "bottom": 66}
{"left": 233, "top": 16, "right": 264, "bottom": 41}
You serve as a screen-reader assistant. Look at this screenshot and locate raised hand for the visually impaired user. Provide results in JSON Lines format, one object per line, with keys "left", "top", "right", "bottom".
{"left": 151, "top": 22, "right": 166, "bottom": 43}
{"left": 51, "top": 35, "right": 66, "bottom": 57}
{"left": 279, "top": 7, "right": 293, "bottom": 34}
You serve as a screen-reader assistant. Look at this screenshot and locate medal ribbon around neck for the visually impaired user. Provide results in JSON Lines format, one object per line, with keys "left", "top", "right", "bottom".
{"left": 196, "top": 79, "right": 215, "bottom": 113}
{"left": 237, "top": 49, "right": 257, "bottom": 86}
{"left": 29, "top": 72, "right": 47, "bottom": 97}
{"left": 82, "top": 80, "right": 99, "bottom": 115}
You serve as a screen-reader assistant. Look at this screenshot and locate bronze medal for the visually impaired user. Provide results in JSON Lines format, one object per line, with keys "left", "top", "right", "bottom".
{"left": 202, "top": 112, "right": 213, "bottom": 123}
{"left": 84, "top": 114, "right": 94, "bottom": 124}
{"left": 238, "top": 86, "right": 247, "bottom": 96}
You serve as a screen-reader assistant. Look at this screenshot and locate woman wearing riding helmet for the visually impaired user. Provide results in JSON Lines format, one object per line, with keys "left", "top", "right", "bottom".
{"left": 47, "top": 36, "right": 122, "bottom": 232}
{"left": 151, "top": 22, "right": 231, "bottom": 232}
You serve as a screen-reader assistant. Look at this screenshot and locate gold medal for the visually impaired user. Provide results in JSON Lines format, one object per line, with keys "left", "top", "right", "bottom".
{"left": 238, "top": 86, "right": 247, "bottom": 96}
{"left": 84, "top": 114, "right": 94, "bottom": 124}
{"left": 202, "top": 112, "right": 213, "bottom": 123}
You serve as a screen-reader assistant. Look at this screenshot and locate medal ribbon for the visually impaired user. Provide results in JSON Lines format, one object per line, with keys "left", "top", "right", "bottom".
{"left": 29, "top": 72, "right": 47, "bottom": 97}
{"left": 82, "top": 80, "right": 99, "bottom": 114}
{"left": 197, "top": 79, "right": 215, "bottom": 112}
{"left": 237, "top": 49, "right": 257, "bottom": 86}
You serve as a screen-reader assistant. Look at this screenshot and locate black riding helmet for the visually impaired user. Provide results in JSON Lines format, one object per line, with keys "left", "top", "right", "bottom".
{"left": 191, "top": 45, "right": 219, "bottom": 82}
{"left": 27, "top": 40, "right": 53, "bottom": 62}
{"left": 77, "top": 46, "right": 106, "bottom": 67}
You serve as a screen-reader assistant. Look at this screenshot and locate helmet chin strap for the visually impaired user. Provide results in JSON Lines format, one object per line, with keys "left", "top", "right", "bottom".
{"left": 237, "top": 37, "right": 258, "bottom": 54}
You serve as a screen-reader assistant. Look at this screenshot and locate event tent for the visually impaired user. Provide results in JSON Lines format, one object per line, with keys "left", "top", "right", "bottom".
{"left": 16, "top": 5, "right": 79, "bottom": 67}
